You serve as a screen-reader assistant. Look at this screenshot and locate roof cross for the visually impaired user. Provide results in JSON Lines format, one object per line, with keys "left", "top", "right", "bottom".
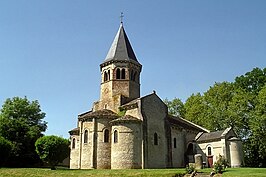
{"left": 120, "top": 12, "right": 124, "bottom": 24}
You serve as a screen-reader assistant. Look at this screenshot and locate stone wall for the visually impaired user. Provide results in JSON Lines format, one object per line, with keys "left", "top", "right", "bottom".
{"left": 197, "top": 140, "right": 224, "bottom": 166}
{"left": 111, "top": 122, "right": 142, "bottom": 169}
{"left": 70, "top": 134, "right": 80, "bottom": 169}
{"left": 96, "top": 119, "right": 112, "bottom": 169}
{"left": 171, "top": 127, "right": 185, "bottom": 167}
{"left": 141, "top": 94, "right": 168, "bottom": 168}
{"left": 80, "top": 121, "right": 93, "bottom": 169}
{"left": 229, "top": 138, "right": 243, "bottom": 167}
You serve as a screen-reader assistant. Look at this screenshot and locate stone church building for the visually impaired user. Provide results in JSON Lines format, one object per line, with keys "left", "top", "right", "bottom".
{"left": 69, "top": 23, "right": 243, "bottom": 169}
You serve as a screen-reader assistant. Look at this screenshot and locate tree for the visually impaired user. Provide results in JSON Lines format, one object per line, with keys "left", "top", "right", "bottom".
{"left": 235, "top": 67, "right": 266, "bottom": 95}
{"left": 35, "top": 135, "right": 70, "bottom": 170}
{"left": 0, "top": 97, "right": 47, "bottom": 166}
{"left": 161, "top": 67, "right": 266, "bottom": 167}
{"left": 183, "top": 93, "right": 207, "bottom": 128}
{"left": 247, "top": 85, "right": 266, "bottom": 167}
{"left": 0, "top": 136, "right": 13, "bottom": 167}
{"left": 164, "top": 98, "right": 185, "bottom": 117}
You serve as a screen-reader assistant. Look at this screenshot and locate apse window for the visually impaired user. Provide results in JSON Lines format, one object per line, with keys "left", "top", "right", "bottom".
{"left": 72, "top": 138, "right": 76, "bottom": 149}
{"left": 104, "top": 129, "right": 110, "bottom": 143}
{"left": 114, "top": 130, "right": 118, "bottom": 143}
{"left": 84, "top": 130, "right": 88, "bottom": 144}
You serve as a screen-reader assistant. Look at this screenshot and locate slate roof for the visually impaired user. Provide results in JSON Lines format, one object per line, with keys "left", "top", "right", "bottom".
{"left": 168, "top": 115, "right": 209, "bottom": 133}
{"left": 196, "top": 130, "right": 225, "bottom": 142}
{"left": 103, "top": 23, "right": 139, "bottom": 64}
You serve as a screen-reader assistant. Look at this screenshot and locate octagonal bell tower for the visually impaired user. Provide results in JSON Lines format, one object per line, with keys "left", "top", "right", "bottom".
{"left": 94, "top": 23, "right": 142, "bottom": 113}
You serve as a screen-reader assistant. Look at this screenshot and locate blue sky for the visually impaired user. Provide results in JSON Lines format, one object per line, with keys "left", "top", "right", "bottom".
{"left": 0, "top": 1, "right": 265, "bottom": 138}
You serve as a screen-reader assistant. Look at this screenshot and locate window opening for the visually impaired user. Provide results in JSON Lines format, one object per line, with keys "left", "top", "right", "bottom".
{"left": 84, "top": 130, "right": 88, "bottom": 143}
{"left": 116, "top": 69, "right": 121, "bottom": 79}
{"left": 104, "top": 72, "right": 108, "bottom": 82}
{"left": 121, "top": 69, "right": 126, "bottom": 79}
{"left": 208, "top": 147, "right": 212, "bottom": 156}
{"left": 154, "top": 133, "right": 158, "bottom": 145}
{"left": 174, "top": 138, "right": 177, "bottom": 148}
{"left": 72, "top": 138, "right": 76, "bottom": 149}
{"left": 104, "top": 129, "right": 110, "bottom": 143}
{"left": 114, "top": 130, "right": 118, "bottom": 143}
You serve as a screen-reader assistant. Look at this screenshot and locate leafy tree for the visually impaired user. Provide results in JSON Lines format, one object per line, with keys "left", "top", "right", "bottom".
{"left": 0, "top": 97, "right": 47, "bottom": 166}
{"left": 183, "top": 93, "right": 207, "bottom": 128}
{"left": 235, "top": 67, "right": 266, "bottom": 95}
{"left": 0, "top": 136, "right": 13, "bottom": 167}
{"left": 160, "top": 67, "right": 266, "bottom": 167}
{"left": 247, "top": 85, "right": 266, "bottom": 167}
{"left": 164, "top": 98, "right": 185, "bottom": 117}
{"left": 35, "top": 135, "right": 70, "bottom": 170}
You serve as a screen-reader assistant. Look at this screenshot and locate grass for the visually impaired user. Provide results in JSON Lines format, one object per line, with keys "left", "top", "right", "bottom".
{"left": 221, "top": 168, "right": 266, "bottom": 177}
{"left": 0, "top": 168, "right": 186, "bottom": 177}
{"left": 0, "top": 167, "right": 265, "bottom": 177}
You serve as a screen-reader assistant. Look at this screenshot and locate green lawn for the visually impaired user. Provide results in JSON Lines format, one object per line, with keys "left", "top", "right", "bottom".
{"left": 0, "top": 168, "right": 185, "bottom": 177}
{"left": 0, "top": 168, "right": 265, "bottom": 177}
{"left": 221, "top": 168, "right": 266, "bottom": 177}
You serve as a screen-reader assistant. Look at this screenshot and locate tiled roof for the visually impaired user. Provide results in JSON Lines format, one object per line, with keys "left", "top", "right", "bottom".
{"left": 69, "top": 127, "right": 79, "bottom": 135}
{"left": 110, "top": 115, "right": 142, "bottom": 124}
{"left": 78, "top": 109, "right": 119, "bottom": 121}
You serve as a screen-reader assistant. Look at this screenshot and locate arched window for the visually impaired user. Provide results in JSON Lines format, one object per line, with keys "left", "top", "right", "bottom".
{"left": 84, "top": 130, "right": 88, "bottom": 144}
{"left": 174, "top": 138, "right": 177, "bottom": 148}
{"left": 154, "top": 133, "right": 158, "bottom": 145}
{"left": 121, "top": 69, "right": 126, "bottom": 79}
{"left": 104, "top": 129, "right": 110, "bottom": 143}
{"left": 104, "top": 72, "right": 108, "bottom": 82}
{"left": 116, "top": 68, "right": 121, "bottom": 79}
{"left": 114, "top": 130, "right": 118, "bottom": 143}
{"left": 208, "top": 147, "right": 212, "bottom": 156}
{"left": 108, "top": 70, "right": 110, "bottom": 80}
{"left": 72, "top": 138, "right": 76, "bottom": 149}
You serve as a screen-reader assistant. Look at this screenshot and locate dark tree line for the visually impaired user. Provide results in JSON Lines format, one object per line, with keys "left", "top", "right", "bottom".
{"left": 165, "top": 67, "right": 266, "bottom": 167}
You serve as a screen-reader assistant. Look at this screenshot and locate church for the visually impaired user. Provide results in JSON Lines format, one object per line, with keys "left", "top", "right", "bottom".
{"left": 69, "top": 22, "right": 243, "bottom": 169}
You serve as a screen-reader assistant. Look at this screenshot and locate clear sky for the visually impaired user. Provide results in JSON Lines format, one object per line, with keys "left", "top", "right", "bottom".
{"left": 0, "top": 1, "right": 265, "bottom": 138}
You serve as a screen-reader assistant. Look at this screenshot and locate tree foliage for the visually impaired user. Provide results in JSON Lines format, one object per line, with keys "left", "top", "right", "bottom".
{"left": 166, "top": 67, "right": 266, "bottom": 167}
{"left": 164, "top": 98, "right": 185, "bottom": 117}
{"left": 0, "top": 97, "right": 47, "bottom": 167}
{"left": 35, "top": 135, "right": 70, "bottom": 170}
{"left": 0, "top": 136, "right": 13, "bottom": 167}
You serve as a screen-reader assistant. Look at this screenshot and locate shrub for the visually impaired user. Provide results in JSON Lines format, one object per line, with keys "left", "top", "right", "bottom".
{"left": 35, "top": 135, "right": 70, "bottom": 170}
{"left": 186, "top": 164, "right": 196, "bottom": 174}
{"left": 213, "top": 155, "right": 229, "bottom": 174}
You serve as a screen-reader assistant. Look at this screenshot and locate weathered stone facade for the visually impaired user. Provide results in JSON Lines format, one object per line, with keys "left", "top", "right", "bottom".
{"left": 69, "top": 23, "right": 243, "bottom": 169}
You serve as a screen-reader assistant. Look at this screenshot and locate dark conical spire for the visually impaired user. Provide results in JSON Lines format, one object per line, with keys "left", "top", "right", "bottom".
{"left": 104, "top": 23, "right": 139, "bottom": 63}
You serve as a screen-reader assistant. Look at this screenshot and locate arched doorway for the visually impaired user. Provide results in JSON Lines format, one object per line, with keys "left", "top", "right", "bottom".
{"left": 186, "top": 143, "right": 195, "bottom": 163}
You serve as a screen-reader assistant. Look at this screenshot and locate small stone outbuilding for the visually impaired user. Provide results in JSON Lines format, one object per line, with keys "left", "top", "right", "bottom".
{"left": 195, "top": 127, "right": 243, "bottom": 168}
